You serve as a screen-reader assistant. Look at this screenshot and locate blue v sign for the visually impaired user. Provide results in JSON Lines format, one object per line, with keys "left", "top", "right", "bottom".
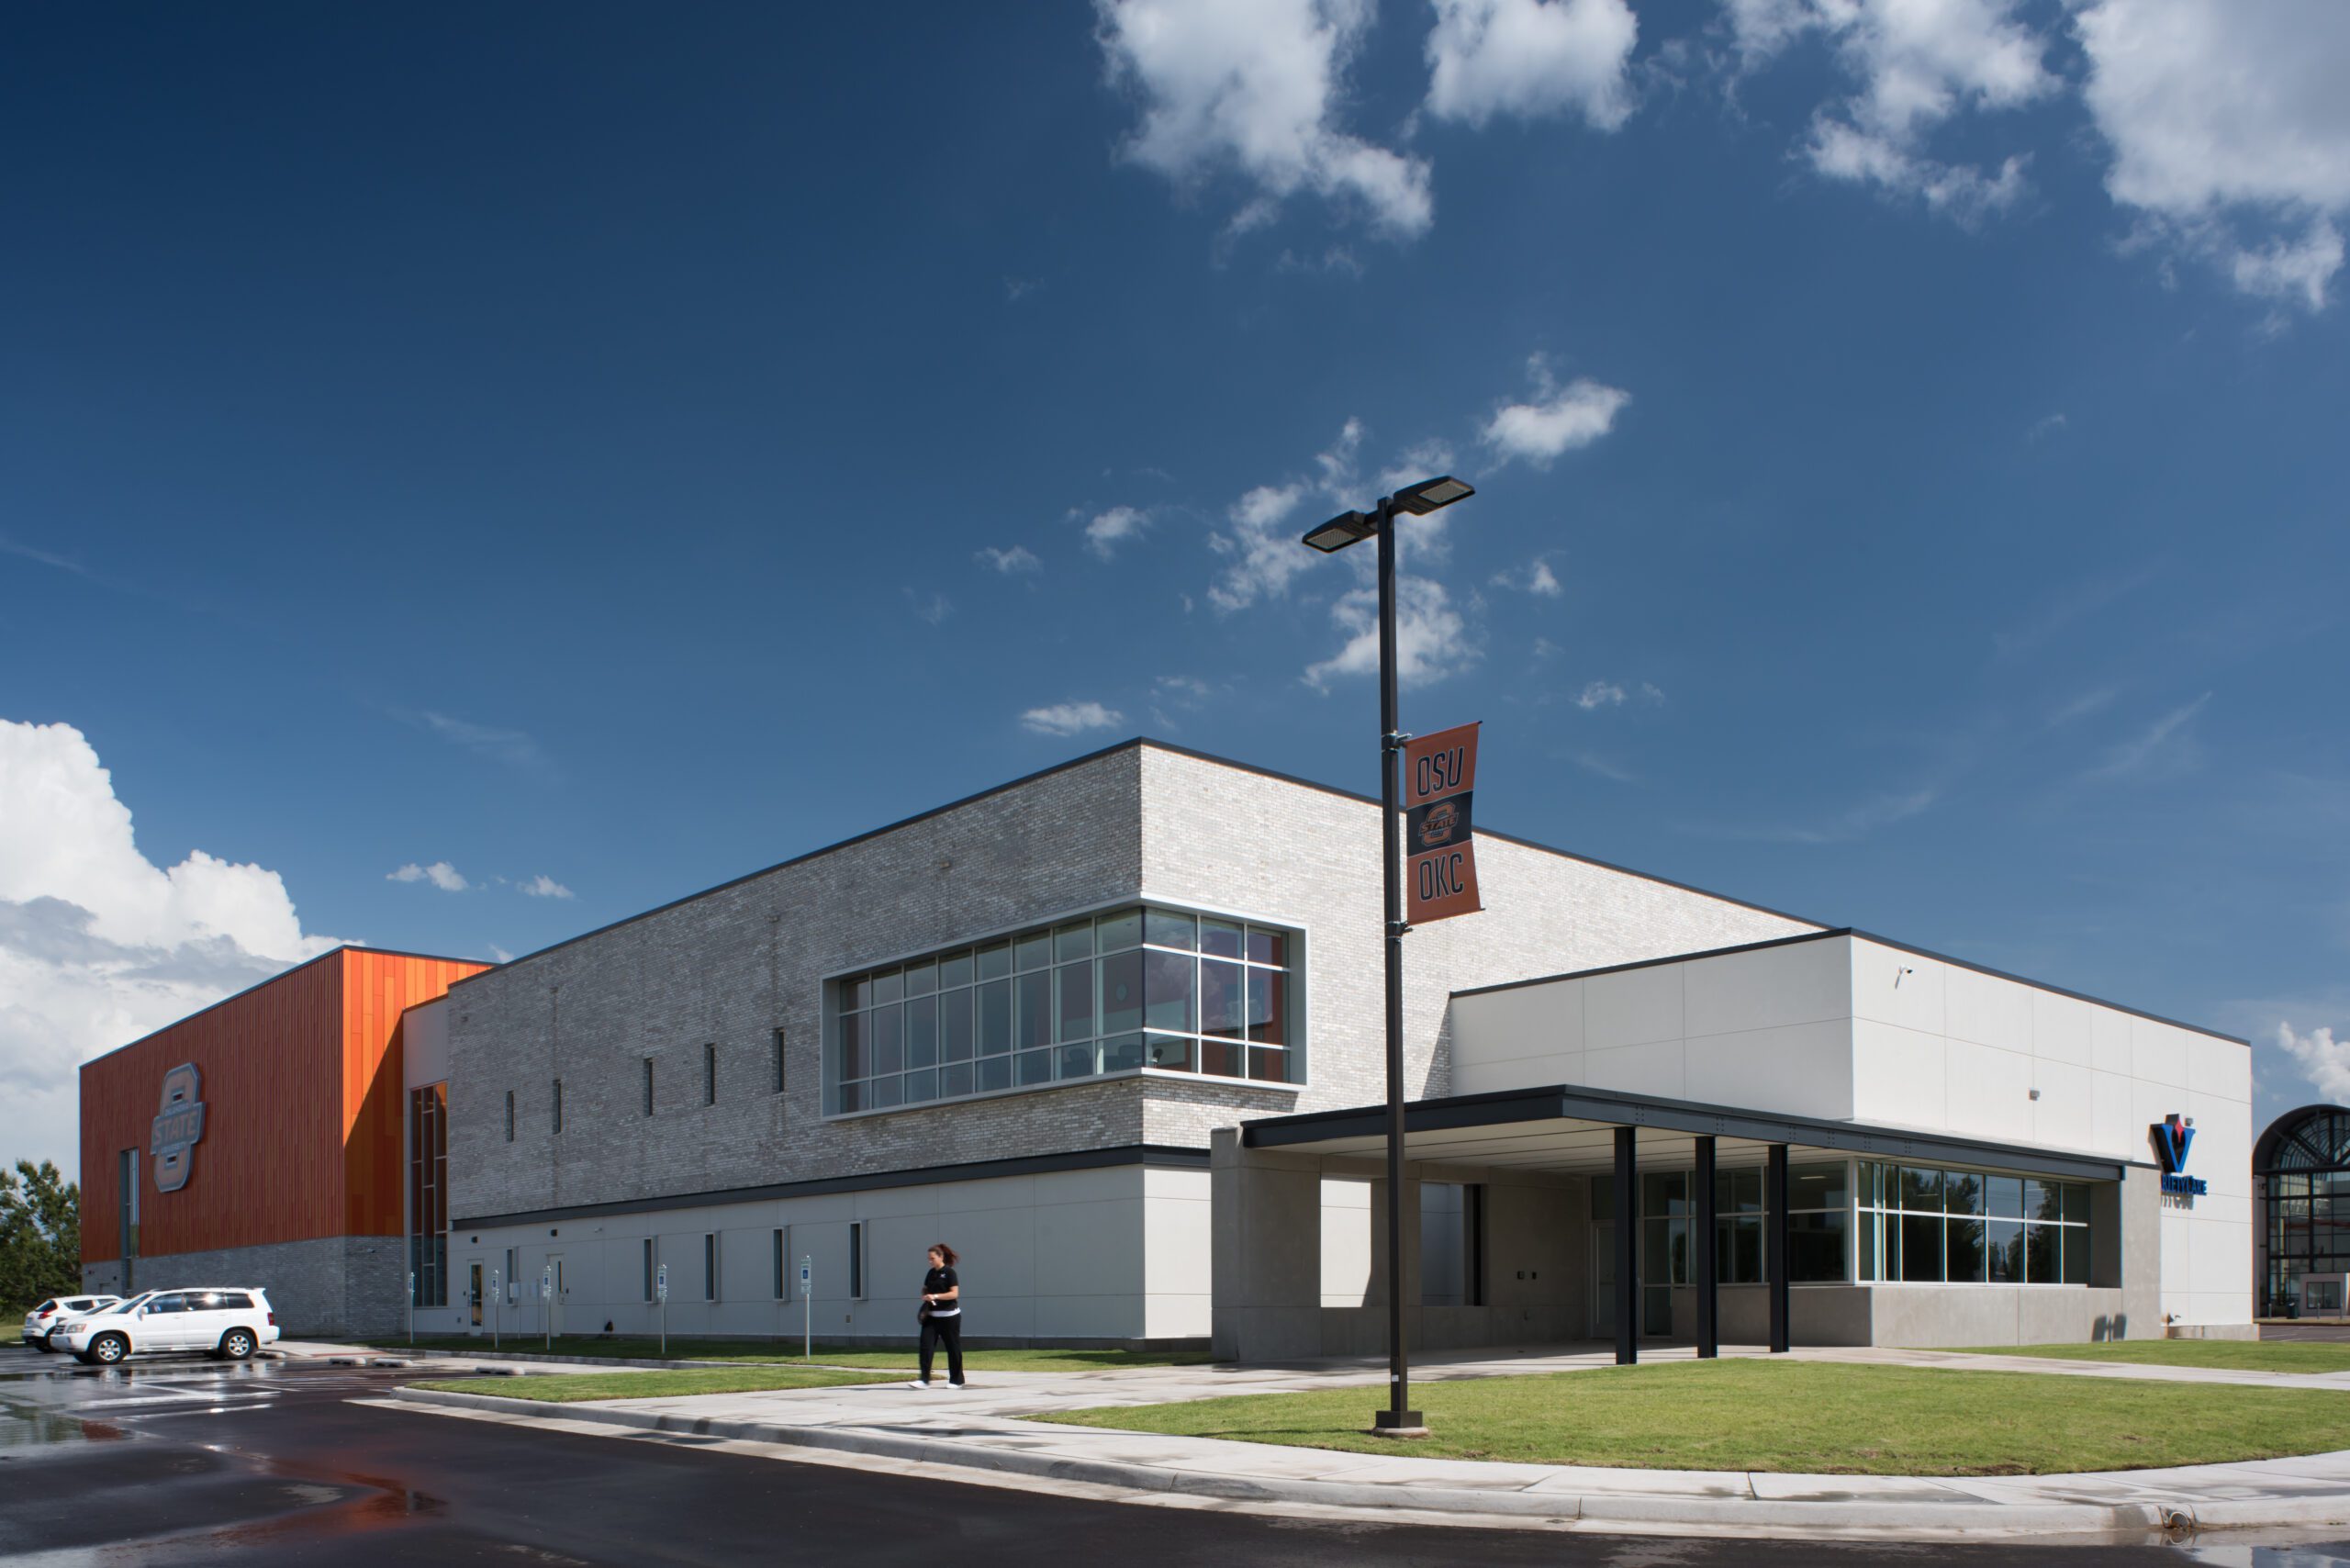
{"left": 2155, "top": 1114, "right": 2206, "bottom": 1198}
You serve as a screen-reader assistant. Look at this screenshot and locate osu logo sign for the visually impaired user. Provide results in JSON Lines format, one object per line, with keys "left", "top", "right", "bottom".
{"left": 150, "top": 1063, "right": 207, "bottom": 1194}
{"left": 2154, "top": 1113, "right": 2205, "bottom": 1200}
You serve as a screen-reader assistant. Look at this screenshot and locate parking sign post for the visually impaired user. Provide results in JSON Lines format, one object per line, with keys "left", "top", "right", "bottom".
{"left": 655, "top": 1262, "right": 669, "bottom": 1357}
{"left": 541, "top": 1266, "right": 553, "bottom": 1351}
{"left": 489, "top": 1268, "right": 501, "bottom": 1350}
{"left": 407, "top": 1271, "right": 415, "bottom": 1346}
{"left": 799, "top": 1255, "right": 812, "bottom": 1361}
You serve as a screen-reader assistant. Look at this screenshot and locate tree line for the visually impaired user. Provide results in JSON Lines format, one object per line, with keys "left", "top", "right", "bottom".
{"left": 2, "top": 1161, "right": 81, "bottom": 1314}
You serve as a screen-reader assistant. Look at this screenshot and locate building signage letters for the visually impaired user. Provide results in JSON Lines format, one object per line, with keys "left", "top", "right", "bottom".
{"left": 2154, "top": 1113, "right": 2206, "bottom": 1199}
{"left": 1403, "top": 722, "right": 1483, "bottom": 924}
{"left": 149, "top": 1063, "right": 207, "bottom": 1194}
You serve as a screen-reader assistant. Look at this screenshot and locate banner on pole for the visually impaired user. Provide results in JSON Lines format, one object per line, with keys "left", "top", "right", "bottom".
{"left": 1403, "top": 722, "right": 1482, "bottom": 924}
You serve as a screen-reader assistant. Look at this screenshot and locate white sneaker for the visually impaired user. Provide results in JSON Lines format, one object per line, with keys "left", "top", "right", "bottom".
{"left": 906, "top": 1380, "right": 930, "bottom": 1389}
{"left": 948, "top": 1380, "right": 968, "bottom": 1389}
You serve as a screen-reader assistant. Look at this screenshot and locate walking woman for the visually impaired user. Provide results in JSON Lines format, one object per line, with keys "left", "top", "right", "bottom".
{"left": 912, "top": 1242, "right": 965, "bottom": 1389}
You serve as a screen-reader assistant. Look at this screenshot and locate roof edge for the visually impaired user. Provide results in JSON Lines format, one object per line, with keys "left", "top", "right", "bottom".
{"left": 78, "top": 945, "right": 488, "bottom": 1072}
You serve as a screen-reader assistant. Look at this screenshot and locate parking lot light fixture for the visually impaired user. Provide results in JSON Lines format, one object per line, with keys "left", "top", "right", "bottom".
{"left": 1296, "top": 473, "right": 1476, "bottom": 1436}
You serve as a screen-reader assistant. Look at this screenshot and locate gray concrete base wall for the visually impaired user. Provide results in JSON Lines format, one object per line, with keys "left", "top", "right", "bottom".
{"left": 83, "top": 1236, "right": 406, "bottom": 1338}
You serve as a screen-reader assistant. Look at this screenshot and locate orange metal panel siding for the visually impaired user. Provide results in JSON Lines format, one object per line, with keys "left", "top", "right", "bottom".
{"left": 339, "top": 950, "right": 490, "bottom": 1237}
{"left": 79, "top": 948, "right": 488, "bottom": 1265}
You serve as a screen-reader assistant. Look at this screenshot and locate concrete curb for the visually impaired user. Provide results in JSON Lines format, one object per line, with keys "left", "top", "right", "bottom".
{"left": 364, "top": 1347, "right": 856, "bottom": 1373}
{"left": 382, "top": 1385, "right": 2316, "bottom": 1540}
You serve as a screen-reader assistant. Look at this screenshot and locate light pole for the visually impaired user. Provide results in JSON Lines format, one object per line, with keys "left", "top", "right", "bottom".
{"left": 1302, "top": 473, "right": 1475, "bottom": 1435}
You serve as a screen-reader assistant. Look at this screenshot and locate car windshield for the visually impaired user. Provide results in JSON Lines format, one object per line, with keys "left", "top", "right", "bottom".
{"left": 101, "top": 1294, "right": 151, "bottom": 1315}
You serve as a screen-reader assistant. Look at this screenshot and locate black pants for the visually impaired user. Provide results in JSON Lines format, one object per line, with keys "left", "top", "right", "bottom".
{"left": 919, "top": 1313, "right": 963, "bottom": 1383}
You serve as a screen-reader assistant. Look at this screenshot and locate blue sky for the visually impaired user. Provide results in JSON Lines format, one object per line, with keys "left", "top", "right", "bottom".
{"left": 4, "top": 1, "right": 2346, "bottom": 1176}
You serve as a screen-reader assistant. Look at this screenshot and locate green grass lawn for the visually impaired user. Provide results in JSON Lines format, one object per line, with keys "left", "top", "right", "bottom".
{"left": 408, "top": 1366, "right": 886, "bottom": 1403}
{"left": 1952, "top": 1340, "right": 2350, "bottom": 1374}
{"left": 372, "top": 1334, "right": 1216, "bottom": 1373}
{"left": 1037, "top": 1360, "right": 2350, "bottom": 1476}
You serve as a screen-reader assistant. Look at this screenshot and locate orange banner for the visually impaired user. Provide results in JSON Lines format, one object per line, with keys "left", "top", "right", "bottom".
{"left": 1403, "top": 722, "right": 1482, "bottom": 924}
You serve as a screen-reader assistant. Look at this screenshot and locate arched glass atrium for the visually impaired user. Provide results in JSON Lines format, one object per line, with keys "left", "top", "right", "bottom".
{"left": 2256, "top": 1104, "right": 2350, "bottom": 1316}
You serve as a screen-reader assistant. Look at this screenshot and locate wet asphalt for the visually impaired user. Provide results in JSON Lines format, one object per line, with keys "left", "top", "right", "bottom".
{"left": 4, "top": 1344, "right": 2349, "bottom": 1566}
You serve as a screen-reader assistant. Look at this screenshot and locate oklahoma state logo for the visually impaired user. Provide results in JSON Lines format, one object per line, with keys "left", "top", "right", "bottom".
{"left": 150, "top": 1063, "right": 207, "bottom": 1194}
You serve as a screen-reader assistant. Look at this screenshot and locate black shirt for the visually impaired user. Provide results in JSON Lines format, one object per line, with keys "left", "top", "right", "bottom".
{"left": 922, "top": 1266, "right": 959, "bottom": 1317}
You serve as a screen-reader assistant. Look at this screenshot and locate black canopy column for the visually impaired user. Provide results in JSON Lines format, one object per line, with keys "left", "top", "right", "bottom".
{"left": 1694, "top": 1135, "right": 1718, "bottom": 1359}
{"left": 1613, "top": 1125, "right": 1637, "bottom": 1365}
{"left": 1766, "top": 1142, "right": 1791, "bottom": 1353}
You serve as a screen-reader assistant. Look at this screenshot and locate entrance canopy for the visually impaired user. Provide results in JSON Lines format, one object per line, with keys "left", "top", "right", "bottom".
{"left": 1242, "top": 1082, "right": 2129, "bottom": 1185}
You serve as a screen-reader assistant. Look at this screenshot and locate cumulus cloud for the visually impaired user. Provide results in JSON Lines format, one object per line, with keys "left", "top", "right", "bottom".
{"left": 975, "top": 545, "right": 1042, "bottom": 574}
{"left": 1728, "top": 0, "right": 2054, "bottom": 225}
{"left": 0, "top": 720, "right": 345, "bottom": 1177}
{"left": 2278, "top": 1021, "right": 2350, "bottom": 1103}
{"left": 1095, "top": 0, "right": 1433, "bottom": 239}
{"left": 1207, "top": 420, "right": 1366, "bottom": 612}
{"left": 1085, "top": 506, "right": 1152, "bottom": 560}
{"left": 518, "top": 874, "right": 575, "bottom": 900}
{"left": 1305, "top": 576, "right": 1481, "bottom": 689}
{"left": 1020, "top": 701, "right": 1126, "bottom": 737}
{"left": 1492, "top": 557, "right": 1563, "bottom": 596}
{"left": 388, "top": 861, "right": 468, "bottom": 892}
{"left": 1425, "top": 0, "right": 1639, "bottom": 131}
{"left": 906, "top": 589, "right": 953, "bottom": 625}
{"left": 2076, "top": 0, "right": 2350, "bottom": 311}
{"left": 1483, "top": 357, "right": 1631, "bottom": 466}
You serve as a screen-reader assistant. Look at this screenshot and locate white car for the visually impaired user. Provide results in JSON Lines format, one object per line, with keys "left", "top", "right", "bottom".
{"left": 22, "top": 1294, "right": 121, "bottom": 1350}
{"left": 57, "top": 1288, "right": 280, "bottom": 1365}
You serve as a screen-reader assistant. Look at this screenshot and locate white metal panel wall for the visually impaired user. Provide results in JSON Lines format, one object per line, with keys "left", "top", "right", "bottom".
{"left": 443, "top": 1164, "right": 1171, "bottom": 1344}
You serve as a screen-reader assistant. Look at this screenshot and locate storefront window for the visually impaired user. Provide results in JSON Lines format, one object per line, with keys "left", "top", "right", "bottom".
{"left": 1857, "top": 1160, "right": 2097, "bottom": 1285}
{"left": 827, "top": 906, "right": 1303, "bottom": 1114}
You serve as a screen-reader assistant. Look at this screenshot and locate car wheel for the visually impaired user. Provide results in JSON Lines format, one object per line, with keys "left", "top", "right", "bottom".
{"left": 87, "top": 1334, "right": 129, "bottom": 1365}
{"left": 218, "top": 1328, "right": 256, "bottom": 1361}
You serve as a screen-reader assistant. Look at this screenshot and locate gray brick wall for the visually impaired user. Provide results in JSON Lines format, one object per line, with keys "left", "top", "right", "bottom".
{"left": 448, "top": 742, "right": 1821, "bottom": 1226}
{"left": 82, "top": 1235, "right": 406, "bottom": 1338}
{"left": 449, "top": 748, "right": 1148, "bottom": 1224}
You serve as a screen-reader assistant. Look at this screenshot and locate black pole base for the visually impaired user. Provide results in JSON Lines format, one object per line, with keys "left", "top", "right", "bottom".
{"left": 1372, "top": 1409, "right": 1429, "bottom": 1438}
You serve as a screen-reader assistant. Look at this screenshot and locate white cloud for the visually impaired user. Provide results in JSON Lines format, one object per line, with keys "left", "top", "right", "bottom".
{"left": 2076, "top": 0, "right": 2350, "bottom": 310}
{"left": 2084, "top": 692, "right": 2211, "bottom": 782}
{"left": 1425, "top": 0, "right": 1639, "bottom": 131}
{"left": 0, "top": 720, "right": 345, "bottom": 1178}
{"left": 2277, "top": 1021, "right": 2350, "bottom": 1103}
{"left": 488, "top": 945, "right": 516, "bottom": 963}
{"left": 387, "top": 861, "right": 469, "bottom": 892}
{"left": 1207, "top": 420, "right": 1364, "bottom": 612}
{"left": 1095, "top": 0, "right": 1433, "bottom": 240}
{"left": 1085, "top": 506, "right": 1152, "bottom": 560}
{"left": 975, "top": 545, "right": 1043, "bottom": 574}
{"left": 416, "top": 710, "right": 548, "bottom": 771}
{"left": 1728, "top": 0, "right": 2054, "bottom": 224}
{"left": 1305, "top": 576, "right": 1481, "bottom": 689}
{"left": 1483, "top": 357, "right": 1631, "bottom": 466}
{"left": 1493, "top": 557, "right": 1563, "bottom": 596}
{"left": 907, "top": 589, "right": 953, "bottom": 625}
{"left": 1574, "top": 679, "right": 1628, "bottom": 709}
{"left": 1020, "top": 701, "right": 1127, "bottom": 737}
{"left": 519, "top": 874, "right": 575, "bottom": 900}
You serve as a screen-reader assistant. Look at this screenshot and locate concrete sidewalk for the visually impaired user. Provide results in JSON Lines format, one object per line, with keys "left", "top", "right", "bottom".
{"left": 384, "top": 1345, "right": 2350, "bottom": 1541}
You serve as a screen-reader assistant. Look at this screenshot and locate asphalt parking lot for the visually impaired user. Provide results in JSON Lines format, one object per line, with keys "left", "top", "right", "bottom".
{"left": 6, "top": 1343, "right": 2350, "bottom": 1566}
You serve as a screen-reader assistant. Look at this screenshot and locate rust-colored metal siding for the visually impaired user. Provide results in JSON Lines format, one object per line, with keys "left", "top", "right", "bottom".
{"left": 80, "top": 948, "right": 487, "bottom": 1264}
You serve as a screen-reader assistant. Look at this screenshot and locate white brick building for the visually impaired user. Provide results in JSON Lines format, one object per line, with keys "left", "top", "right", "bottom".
{"left": 389, "top": 740, "right": 2249, "bottom": 1353}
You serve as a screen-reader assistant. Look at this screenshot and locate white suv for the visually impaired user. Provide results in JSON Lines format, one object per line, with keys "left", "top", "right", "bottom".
{"left": 58, "top": 1288, "right": 280, "bottom": 1365}
{"left": 22, "top": 1294, "right": 121, "bottom": 1350}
